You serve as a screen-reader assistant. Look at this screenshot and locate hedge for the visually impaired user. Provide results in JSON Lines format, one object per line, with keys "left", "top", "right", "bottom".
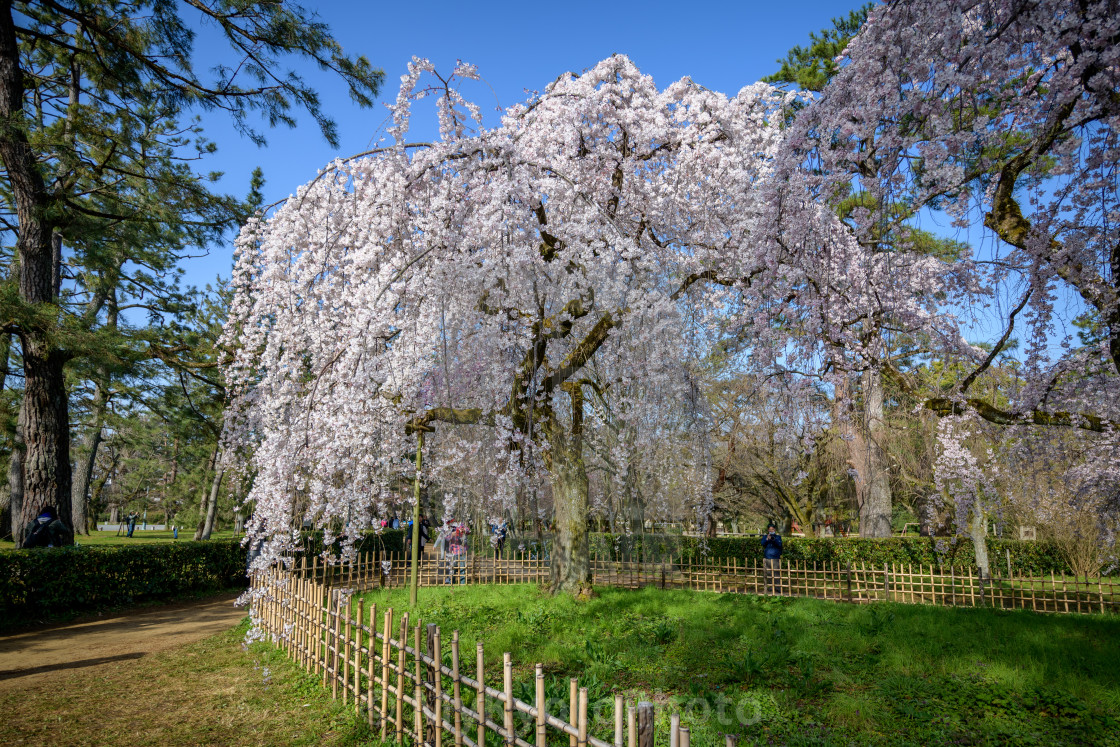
{"left": 587, "top": 533, "right": 1076, "bottom": 576}
{"left": 0, "top": 540, "right": 248, "bottom": 629}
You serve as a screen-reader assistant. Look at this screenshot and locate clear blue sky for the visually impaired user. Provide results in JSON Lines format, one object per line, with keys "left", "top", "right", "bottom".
{"left": 182, "top": 0, "right": 862, "bottom": 289}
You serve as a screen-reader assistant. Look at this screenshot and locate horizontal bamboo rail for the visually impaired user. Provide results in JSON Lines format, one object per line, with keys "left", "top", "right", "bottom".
{"left": 338, "top": 550, "right": 1118, "bottom": 615}
{"left": 252, "top": 567, "right": 685, "bottom": 746}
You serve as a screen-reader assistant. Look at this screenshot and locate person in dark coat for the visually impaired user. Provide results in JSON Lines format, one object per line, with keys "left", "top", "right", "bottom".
{"left": 22, "top": 506, "right": 72, "bottom": 548}
{"left": 761, "top": 524, "right": 783, "bottom": 595}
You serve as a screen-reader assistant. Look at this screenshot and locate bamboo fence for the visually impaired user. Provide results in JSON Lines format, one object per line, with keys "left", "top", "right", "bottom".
{"left": 311, "top": 548, "right": 1119, "bottom": 615}
{"left": 252, "top": 566, "right": 700, "bottom": 747}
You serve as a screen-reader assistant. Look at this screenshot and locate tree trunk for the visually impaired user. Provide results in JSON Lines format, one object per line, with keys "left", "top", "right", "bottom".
{"left": 859, "top": 368, "right": 892, "bottom": 537}
{"left": 71, "top": 381, "right": 107, "bottom": 535}
{"left": 837, "top": 370, "right": 893, "bottom": 538}
{"left": 0, "top": 6, "right": 73, "bottom": 541}
{"left": 200, "top": 466, "right": 224, "bottom": 540}
{"left": 194, "top": 446, "right": 219, "bottom": 540}
{"left": 970, "top": 506, "right": 990, "bottom": 579}
{"left": 3, "top": 397, "right": 23, "bottom": 542}
{"left": 548, "top": 386, "right": 592, "bottom": 598}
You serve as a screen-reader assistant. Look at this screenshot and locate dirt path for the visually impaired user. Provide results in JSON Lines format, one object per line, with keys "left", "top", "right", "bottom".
{"left": 0, "top": 593, "right": 245, "bottom": 691}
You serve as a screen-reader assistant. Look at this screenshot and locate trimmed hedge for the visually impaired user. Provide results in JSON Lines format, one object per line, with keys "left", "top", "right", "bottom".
{"left": 587, "top": 533, "right": 1075, "bottom": 576}
{"left": 0, "top": 540, "right": 248, "bottom": 629}
{"left": 298, "top": 529, "right": 406, "bottom": 556}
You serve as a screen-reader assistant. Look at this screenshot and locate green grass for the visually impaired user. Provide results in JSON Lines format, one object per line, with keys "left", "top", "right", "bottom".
{"left": 0, "top": 528, "right": 239, "bottom": 550}
{"left": 355, "top": 584, "right": 1120, "bottom": 746}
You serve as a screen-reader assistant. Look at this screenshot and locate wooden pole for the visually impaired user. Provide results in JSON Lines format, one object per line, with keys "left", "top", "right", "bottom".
{"left": 353, "top": 598, "right": 363, "bottom": 713}
{"left": 679, "top": 726, "right": 690, "bottom": 747}
{"left": 414, "top": 624, "right": 423, "bottom": 744}
{"left": 396, "top": 612, "right": 407, "bottom": 744}
{"left": 410, "top": 431, "right": 424, "bottom": 607}
{"left": 627, "top": 705, "right": 637, "bottom": 747}
{"left": 670, "top": 712, "right": 680, "bottom": 747}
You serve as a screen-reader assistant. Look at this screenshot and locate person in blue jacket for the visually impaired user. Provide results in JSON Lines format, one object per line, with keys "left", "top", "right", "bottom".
{"left": 761, "top": 524, "right": 783, "bottom": 595}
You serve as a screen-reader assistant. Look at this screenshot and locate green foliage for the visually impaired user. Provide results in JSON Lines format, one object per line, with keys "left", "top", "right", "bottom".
{"left": 762, "top": 4, "right": 873, "bottom": 92}
{"left": 587, "top": 533, "right": 1075, "bottom": 575}
{"left": 0, "top": 540, "right": 246, "bottom": 629}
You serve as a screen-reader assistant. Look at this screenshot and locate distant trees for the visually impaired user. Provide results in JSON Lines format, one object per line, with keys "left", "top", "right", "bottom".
{"left": 0, "top": 1, "right": 382, "bottom": 542}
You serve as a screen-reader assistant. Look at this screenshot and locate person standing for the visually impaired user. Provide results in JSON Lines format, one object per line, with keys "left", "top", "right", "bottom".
{"left": 761, "top": 524, "right": 783, "bottom": 595}
{"left": 444, "top": 521, "right": 469, "bottom": 585}
{"left": 126, "top": 511, "right": 138, "bottom": 538}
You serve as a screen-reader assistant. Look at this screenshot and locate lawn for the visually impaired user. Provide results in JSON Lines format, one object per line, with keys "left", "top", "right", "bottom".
{"left": 351, "top": 584, "right": 1120, "bottom": 746}
{"left": 0, "top": 528, "right": 239, "bottom": 550}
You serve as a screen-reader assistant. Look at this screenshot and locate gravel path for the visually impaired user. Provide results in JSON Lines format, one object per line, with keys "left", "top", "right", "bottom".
{"left": 0, "top": 593, "right": 245, "bottom": 691}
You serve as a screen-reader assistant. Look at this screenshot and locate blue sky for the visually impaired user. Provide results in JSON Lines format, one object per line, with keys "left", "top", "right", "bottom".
{"left": 182, "top": 0, "right": 862, "bottom": 289}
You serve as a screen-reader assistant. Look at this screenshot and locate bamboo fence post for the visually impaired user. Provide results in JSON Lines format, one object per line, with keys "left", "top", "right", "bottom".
{"left": 476, "top": 642, "right": 486, "bottom": 746}
{"left": 343, "top": 596, "right": 352, "bottom": 706}
{"left": 578, "top": 687, "right": 589, "bottom": 747}
{"left": 967, "top": 566, "right": 976, "bottom": 606}
{"left": 536, "top": 663, "right": 547, "bottom": 747}
{"left": 884, "top": 563, "right": 890, "bottom": 602}
{"left": 569, "top": 678, "right": 578, "bottom": 747}
{"left": 452, "top": 632, "right": 464, "bottom": 746}
{"left": 414, "top": 624, "right": 423, "bottom": 744}
{"left": 396, "top": 612, "right": 407, "bottom": 744}
{"left": 427, "top": 624, "right": 439, "bottom": 744}
{"left": 331, "top": 593, "right": 341, "bottom": 699}
{"left": 504, "top": 652, "right": 515, "bottom": 745}
{"left": 614, "top": 694, "right": 624, "bottom": 747}
{"left": 367, "top": 602, "right": 376, "bottom": 727}
{"left": 679, "top": 726, "right": 690, "bottom": 747}
{"left": 1099, "top": 577, "right": 1106, "bottom": 614}
{"left": 353, "top": 598, "right": 363, "bottom": 713}
{"left": 846, "top": 562, "right": 853, "bottom": 603}
{"left": 670, "top": 713, "right": 680, "bottom": 747}
{"left": 627, "top": 705, "right": 637, "bottom": 747}
{"left": 727, "top": 735, "right": 738, "bottom": 746}
{"left": 636, "top": 702, "right": 654, "bottom": 747}
{"left": 434, "top": 628, "right": 444, "bottom": 747}
{"left": 380, "top": 608, "right": 392, "bottom": 739}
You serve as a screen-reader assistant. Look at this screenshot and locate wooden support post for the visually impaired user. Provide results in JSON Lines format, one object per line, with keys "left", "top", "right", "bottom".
{"left": 627, "top": 705, "right": 637, "bottom": 747}
{"left": 846, "top": 562, "right": 853, "bottom": 603}
{"left": 670, "top": 712, "right": 680, "bottom": 747}
{"left": 679, "top": 726, "right": 690, "bottom": 747}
